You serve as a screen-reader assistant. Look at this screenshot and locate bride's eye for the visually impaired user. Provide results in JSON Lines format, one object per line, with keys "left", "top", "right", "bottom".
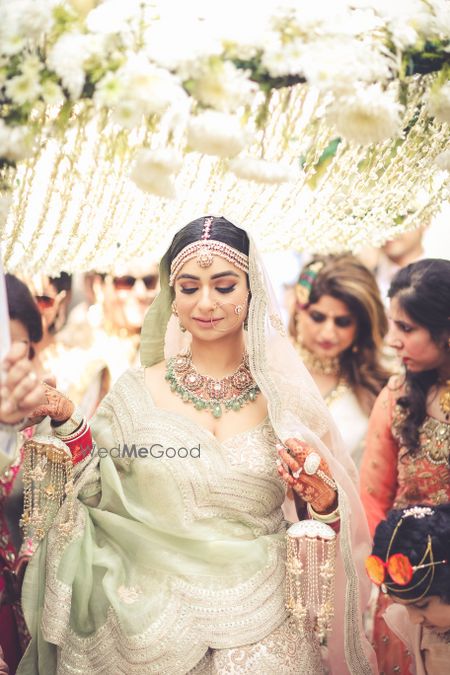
{"left": 180, "top": 287, "right": 197, "bottom": 294}
{"left": 216, "top": 285, "right": 236, "bottom": 294}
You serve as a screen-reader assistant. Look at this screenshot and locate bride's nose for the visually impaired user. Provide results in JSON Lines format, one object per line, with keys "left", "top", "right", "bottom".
{"left": 197, "top": 286, "right": 216, "bottom": 312}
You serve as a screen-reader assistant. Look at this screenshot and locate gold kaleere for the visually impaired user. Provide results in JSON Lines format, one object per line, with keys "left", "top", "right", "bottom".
{"left": 21, "top": 435, "right": 75, "bottom": 546}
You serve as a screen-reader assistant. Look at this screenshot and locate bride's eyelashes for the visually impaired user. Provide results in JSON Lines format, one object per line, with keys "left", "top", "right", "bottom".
{"left": 179, "top": 285, "right": 237, "bottom": 295}
{"left": 216, "top": 285, "right": 236, "bottom": 294}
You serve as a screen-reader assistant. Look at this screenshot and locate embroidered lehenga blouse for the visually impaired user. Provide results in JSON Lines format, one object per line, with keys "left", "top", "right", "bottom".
{"left": 361, "top": 380, "right": 450, "bottom": 536}
{"left": 360, "top": 380, "right": 450, "bottom": 675}
{"left": 18, "top": 368, "right": 326, "bottom": 674}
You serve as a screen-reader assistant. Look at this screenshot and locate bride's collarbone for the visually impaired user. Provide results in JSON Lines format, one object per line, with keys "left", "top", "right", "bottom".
{"left": 159, "top": 388, "right": 266, "bottom": 441}
{"left": 144, "top": 363, "right": 268, "bottom": 441}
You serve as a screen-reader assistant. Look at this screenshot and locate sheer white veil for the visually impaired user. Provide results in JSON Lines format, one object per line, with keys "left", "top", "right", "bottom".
{"left": 140, "top": 221, "right": 377, "bottom": 674}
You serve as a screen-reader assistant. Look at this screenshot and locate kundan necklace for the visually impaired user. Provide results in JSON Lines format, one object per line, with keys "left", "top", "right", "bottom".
{"left": 296, "top": 344, "right": 340, "bottom": 377}
{"left": 165, "top": 350, "right": 260, "bottom": 418}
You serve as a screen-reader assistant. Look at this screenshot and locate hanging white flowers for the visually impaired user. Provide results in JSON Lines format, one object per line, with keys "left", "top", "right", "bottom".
{"left": 228, "top": 157, "right": 297, "bottom": 184}
{"left": 1, "top": 0, "right": 450, "bottom": 272}
{"left": 130, "top": 148, "right": 183, "bottom": 197}
{"left": 427, "top": 81, "right": 450, "bottom": 125}
{"left": 326, "top": 84, "right": 404, "bottom": 145}
{"left": 187, "top": 111, "right": 249, "bottom": 158}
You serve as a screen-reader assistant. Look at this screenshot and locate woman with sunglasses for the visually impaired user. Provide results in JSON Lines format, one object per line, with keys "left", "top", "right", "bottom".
{"left": 290, "top": 254, "right": 390, "bottom": 468}
{"left": 14, "top": 216, "right": 376, "bottom": 674}
{"left": 366, "top": 504, "right": 450, "bottom": 675}
{"left": 360, "top": 258, "right": 450, "bottom": 674}
{"left": 86, "top": 259, "right": 160, "bottom": 385}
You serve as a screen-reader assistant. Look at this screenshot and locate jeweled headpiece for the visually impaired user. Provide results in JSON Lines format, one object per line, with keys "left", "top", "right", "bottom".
{"left": 365, "top": 506, "right": 448, "bottom": 602}
{"left": 169, "top": 216, "right": 249, "bottom": 286}
{"left": 295, "top": 261, "right": 325, "bottom": 307}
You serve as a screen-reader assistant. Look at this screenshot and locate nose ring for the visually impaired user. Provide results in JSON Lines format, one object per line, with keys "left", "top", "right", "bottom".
{"left": 234, "top": 304, "right": 244, "bottom": 315}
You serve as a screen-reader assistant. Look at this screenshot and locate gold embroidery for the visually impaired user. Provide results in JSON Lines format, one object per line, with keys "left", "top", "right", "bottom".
{"left": 392, "top": 404, "right": 450, "bottom": 465}
{"left": 188, "top": 616, "right": 325, "bottom": 674}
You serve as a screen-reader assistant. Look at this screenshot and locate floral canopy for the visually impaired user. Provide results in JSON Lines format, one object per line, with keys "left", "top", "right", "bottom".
{"left": 0, "top": 0, "right": 449, "bottom": 274}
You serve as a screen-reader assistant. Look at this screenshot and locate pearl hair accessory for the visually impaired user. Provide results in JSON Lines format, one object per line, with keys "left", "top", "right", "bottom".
{"left": 169, "top": 241, "right": 249, "bottom": 285}
{"left": 169, "top": 216, "right": 249, "bottom": 285}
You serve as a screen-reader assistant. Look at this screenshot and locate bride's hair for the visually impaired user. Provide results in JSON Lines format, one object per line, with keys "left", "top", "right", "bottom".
{"left": 167, "top": 216, "right": 250, "bottom": 265}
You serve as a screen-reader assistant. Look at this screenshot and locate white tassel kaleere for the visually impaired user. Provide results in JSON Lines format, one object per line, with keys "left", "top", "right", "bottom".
{"left": 286, "top": 520, "right": 337, "bottom": 643}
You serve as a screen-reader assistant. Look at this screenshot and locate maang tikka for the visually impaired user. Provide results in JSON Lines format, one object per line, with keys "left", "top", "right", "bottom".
{"left": 169, "top": 216, "right": 249, "bottom": 286}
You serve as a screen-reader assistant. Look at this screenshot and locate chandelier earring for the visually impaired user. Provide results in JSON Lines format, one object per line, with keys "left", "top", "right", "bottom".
{"left": 172, "top": 300, "right": 186, "bottom": 333}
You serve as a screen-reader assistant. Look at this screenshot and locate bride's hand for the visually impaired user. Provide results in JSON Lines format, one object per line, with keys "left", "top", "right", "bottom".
{"left": 276, "top": 438, "right": 337, "bottom": 513}
{"left": 28, "top": 382, "right": 75, "bottom": 424}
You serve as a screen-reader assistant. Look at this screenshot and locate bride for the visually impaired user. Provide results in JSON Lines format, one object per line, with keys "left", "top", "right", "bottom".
{"left": 17, "top": 216, "right": 376, "bottom": 674}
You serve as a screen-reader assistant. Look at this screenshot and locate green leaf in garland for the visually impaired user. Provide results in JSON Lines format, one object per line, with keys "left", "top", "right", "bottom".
{"left": 54, "top": 100, "right": 73, "bottom": 131}
{"left": 306, "top": 137, "right": 341, "bottom": 189}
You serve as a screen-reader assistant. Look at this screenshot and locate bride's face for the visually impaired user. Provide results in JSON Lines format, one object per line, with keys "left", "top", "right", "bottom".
{"left": 173, "top": 255, "right": 249, "bottom": 341}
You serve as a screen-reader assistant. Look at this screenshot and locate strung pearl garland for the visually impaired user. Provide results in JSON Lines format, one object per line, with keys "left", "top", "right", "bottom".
{"left": 165, "top": 350, "right": 260, "bottom": 418}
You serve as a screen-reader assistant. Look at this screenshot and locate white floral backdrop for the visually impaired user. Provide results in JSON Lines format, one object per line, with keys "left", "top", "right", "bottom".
{"left": 0, "top": 0, "right": 449, "bottom": 272}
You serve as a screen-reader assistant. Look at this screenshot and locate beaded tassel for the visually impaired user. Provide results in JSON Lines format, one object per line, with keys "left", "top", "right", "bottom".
{"left": 21, "top": 436, "right": 75, "bottom": 545}
{"left": 286, "top": 520, "right": 337, "bottom": 643}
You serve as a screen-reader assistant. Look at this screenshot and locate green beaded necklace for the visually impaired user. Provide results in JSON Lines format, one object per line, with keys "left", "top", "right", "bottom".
{"left": 165, "top": 351, "right": 260, "bottom": 418}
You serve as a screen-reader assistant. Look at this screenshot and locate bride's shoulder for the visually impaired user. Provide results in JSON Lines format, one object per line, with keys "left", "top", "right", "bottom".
{"left": 143, "top": 360, "right": 167, "bottom": 384}
{"left": 145, "top": 360, "right": 166, "bottom": 374}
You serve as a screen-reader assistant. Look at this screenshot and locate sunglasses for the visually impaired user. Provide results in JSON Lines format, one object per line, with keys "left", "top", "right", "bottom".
{"left": 112, "top": 275, "right": 158, "bottom": 291}
{"left": 365, "top": 552, "right": 447, "bottom": 587}
{"left": 35, "top": 295, "right": 56, "bottom": 310}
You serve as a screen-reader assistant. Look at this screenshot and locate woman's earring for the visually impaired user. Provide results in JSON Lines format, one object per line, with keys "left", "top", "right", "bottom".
{"left": 172, "top": 300, "right": 186, "bottom": 332}
{"left": 352, "top": 344, "right": 359, "bottom": 354}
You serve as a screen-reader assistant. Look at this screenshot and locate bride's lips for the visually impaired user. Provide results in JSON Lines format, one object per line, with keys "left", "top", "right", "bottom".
{"left": 192, "top": 317, "right": 223, "bottom": 327}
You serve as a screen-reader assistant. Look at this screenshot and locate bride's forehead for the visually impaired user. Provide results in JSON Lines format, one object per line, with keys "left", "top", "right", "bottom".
{"left": 177, "top": 255, "right": 243, "bottom": 278}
